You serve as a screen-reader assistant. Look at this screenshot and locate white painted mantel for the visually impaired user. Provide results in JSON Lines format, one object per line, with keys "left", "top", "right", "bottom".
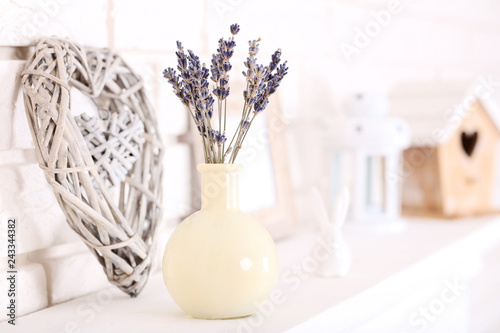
{"left": 2, "top": 217, "right": 500, "bottom": 333}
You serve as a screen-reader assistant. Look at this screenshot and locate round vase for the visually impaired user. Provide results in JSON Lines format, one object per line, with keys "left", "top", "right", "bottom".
{"left": 162, "top": 163, "right": 279, "bottom": 319}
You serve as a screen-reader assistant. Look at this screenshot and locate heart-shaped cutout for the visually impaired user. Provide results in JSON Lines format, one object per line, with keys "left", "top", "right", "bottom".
{"left": 22, "top": 38, "right": 163, "bottom": 297}
{"left": 461, "top": 131, "right": 478, "bottom": 157}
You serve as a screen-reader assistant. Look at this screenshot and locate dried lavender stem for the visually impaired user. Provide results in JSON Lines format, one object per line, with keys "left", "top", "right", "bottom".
{"left": 225, "top": 81, "right": 250, "bottom": 158}
{"left": 222, "top": 98, "right": 227, "bottom": 162}
{"left": 186, "top": 106, "right": 208, "bottom": 163}
{"left": 202, "top": 111, "right": 215, "bottom": 162}
{"left": 218, "top": 99, "right": 222, "bottom": 142}
{"left": 231, "top": 113, "right": 257, "bottom": 163}
{"left": 225, "top": 104, "right": 249, "bottom": 159}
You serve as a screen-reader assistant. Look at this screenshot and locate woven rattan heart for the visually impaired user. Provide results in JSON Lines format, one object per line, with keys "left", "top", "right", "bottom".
{"left": 21, "top": 37, "right": 163, "bottom": 297}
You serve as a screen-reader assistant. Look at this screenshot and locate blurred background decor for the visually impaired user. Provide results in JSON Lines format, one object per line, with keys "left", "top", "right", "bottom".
{"left": 22, "top": 37, "right": 163, "bottom": 297}
{"left": 322, "top": 93, "right": 411, "bottom": 226}
{"left": 390, "top": 79, "right": 500, "bottom": 217}
{"left": 312, "top": 186, "right": 351, "bottom": 278}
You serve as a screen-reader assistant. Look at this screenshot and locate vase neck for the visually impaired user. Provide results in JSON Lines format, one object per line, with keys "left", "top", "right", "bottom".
{"left": 199, "top": 164, "right": 242, "bottom": 210}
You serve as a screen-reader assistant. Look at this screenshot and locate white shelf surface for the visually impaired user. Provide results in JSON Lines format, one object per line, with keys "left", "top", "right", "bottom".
{"left": 3, "top": 217, "right": 500, "bottom": 333}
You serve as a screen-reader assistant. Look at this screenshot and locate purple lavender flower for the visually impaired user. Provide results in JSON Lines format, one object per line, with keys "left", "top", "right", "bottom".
{"left": 240, "top": 40, "right": 287, "bottom": 115}
{"left": 183, "top": 48, "right": 214, "bottom": 120}
{"left": 210, "top": 34, "right": 237, "bottom": 101}
{"left": 243, "top": 56, "right": 257, "bottom": 70}
{"left": 269, "top": 49, "right": 282, "bottom": 72}
{"left": 243, "top": 89, "right": 257, "bottom": 106}
{"left": 162, "top": 23, "right": 288, "bottom": 163}
{"left": 219, "top": 132, "right": 227, "bottom": 145}
{"left": 230, "top": 23, "right": 240, "bottom": 35}
{"left": 248, "top": 38, "right": 261, "bottom": 55}
{"left": 253, "top": 96, "right": 269, "bottom": 113}
{"left": 209, "top": 130, "right": 228, "bottom": 146}
{"left": 276, "top": 61, "right": 288, "bottom": 79}
{"left": 242, "top": 120, "right": 250, "bottom": 131}
{"left": 215, "top": 131, "right": 227, "bottom": 145}
{"left": 210, "top": 53, "right": 222, "bottom": 82}
{"left": 163, "top": 67, "right": 189, "bottom": 107}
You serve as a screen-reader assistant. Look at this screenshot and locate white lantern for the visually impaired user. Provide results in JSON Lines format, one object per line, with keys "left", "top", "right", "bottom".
{"left": 322, "top": 94, "right": 411, "bottom": 225}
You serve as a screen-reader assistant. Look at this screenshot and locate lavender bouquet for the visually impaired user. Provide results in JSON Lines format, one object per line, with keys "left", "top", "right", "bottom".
{"left": 163, "top": 24, "right": 288, "bottom": 163}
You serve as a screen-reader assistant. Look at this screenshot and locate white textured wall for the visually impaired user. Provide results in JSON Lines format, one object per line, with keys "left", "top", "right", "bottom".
{"left": 1, "top": 0, "right": 500, "bottom": 318}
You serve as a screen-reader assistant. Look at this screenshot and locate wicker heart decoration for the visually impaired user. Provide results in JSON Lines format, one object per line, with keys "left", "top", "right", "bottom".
{"left": 75, "top": 108, "right": 145, "bottom": 189}
{"left": 21, "top": 38, "right": 163, "bottom": 297}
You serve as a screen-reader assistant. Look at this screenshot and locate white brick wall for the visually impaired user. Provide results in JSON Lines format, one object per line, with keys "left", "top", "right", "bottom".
{"left": 0, "top": 60, "right": 29, "bottom": 150}
{"left": 113, "top": 0, "right": 205, "bottom": 52}
{"left": 31, "top": 243, "right": 109, "bottom": 305}
{"left": 0, "top": 0, "right": 109, "bottom": 47}
{"left": 206, "top": 0, "right": 335, "bottom": 57}
{"left": 1, "top": 0, "right": 500, "bottom": 320}
{"left": 0, "top": 162, "right": 77, "bottom": 255}
{"left": 0, "top": 258, "right": 48, "bottom": 318}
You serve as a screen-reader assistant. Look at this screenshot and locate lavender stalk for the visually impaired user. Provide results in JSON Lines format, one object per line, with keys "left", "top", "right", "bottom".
{"left": 163, "top": 24, "right": 288, "bottom": 164}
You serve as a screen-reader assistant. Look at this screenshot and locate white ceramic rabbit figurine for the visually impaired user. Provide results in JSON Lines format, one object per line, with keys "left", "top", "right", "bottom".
{"left": 312, "top": 186, "right": 351, "bottom": 277}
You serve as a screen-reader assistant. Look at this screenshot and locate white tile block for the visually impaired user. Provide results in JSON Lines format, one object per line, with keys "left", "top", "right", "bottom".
{"left": 113, "top": 0, "right": 205, "bottom": 51}
{"left": 0, "top": 162, "right": 79, "bottom": 255}
{"left": 162, "top": 143, "right": 191, "bottom": 220}
{"left": 0, "top": 60, "right": 27, "bottom": 151}
{"left": 479, "top": 0, "right": 500, "bottom": 26}
{"left": 0, "top": 0, "right": 109, "bottom": 47}
{"left": 158, "top": 75, "right": 189, "bottom": 136}
{"left": 367, "top": 18, "right": 470, "bottom": 68}
{"left": 331, "top": 3, "right": 417, "bottom": 65}
{"left": 0, "top": 149, "right": 38, "bottom": 166}
{"left": 330, "top": 1, "right": 500, "bottom": 71}
{"left": 472, "top": 32, "right": 500, "bottom": 70}
{"left": 351, "top": 0, "right": 500, "bottom": 26}
{"left": 33, "top": 243, "right": 109, "bottom": 305}
{"left": 404, "top": 0, "right": 490, "bottom": 23}
{"left": 0, "top": 261, "right": 48, "bottom": 321}
{"left": 12, "top": 89, "right": 35, "bottom": 150}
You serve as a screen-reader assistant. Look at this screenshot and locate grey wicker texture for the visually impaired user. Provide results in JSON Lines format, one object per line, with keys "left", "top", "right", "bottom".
{"left": 21, "top": 37, "right": 163, "bottom": 297}
{"left": 75, "top": 108, "right": 145, "bottom": 189}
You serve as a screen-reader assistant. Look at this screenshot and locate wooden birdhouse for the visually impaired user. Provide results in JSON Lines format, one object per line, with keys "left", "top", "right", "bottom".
{"left": 389, "top": 79, "right": 500, "bottom": 217}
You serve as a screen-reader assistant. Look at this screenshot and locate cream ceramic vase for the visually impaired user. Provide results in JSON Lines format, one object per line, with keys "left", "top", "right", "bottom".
{"left": 162, "top": 163, "right": 279, "bottom": 319}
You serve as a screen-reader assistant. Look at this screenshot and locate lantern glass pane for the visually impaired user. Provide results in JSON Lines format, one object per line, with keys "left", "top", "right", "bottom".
{"left": 330, "top": 151, "right": 352, "bottom": 211}
{"left": 366, "top": 156, "right": 386, "bottom": 214}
